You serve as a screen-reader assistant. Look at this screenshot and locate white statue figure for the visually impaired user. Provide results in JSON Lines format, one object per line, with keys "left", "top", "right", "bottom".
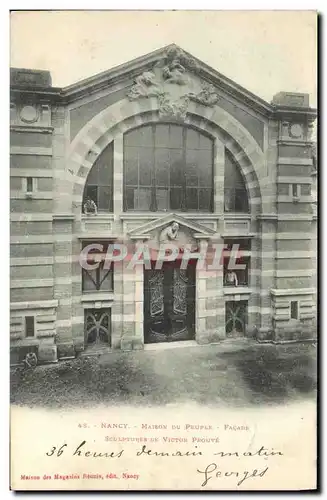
{"left": 159, "top": 222, "right": 179, "bottom": 242}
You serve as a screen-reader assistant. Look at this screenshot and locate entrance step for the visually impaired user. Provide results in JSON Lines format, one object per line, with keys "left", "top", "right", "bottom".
{"left": 144, "top": 340, "right": 199, "bottom": 351}
{"left": 80, "top": 346, "right": 112, "bottom": 357}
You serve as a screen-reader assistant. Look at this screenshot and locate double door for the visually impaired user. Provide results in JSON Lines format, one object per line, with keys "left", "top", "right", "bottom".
{"left": 144, "top": 261, "right": 196, "bottom": 343}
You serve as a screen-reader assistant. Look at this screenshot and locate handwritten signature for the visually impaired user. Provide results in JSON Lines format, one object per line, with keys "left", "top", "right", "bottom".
{"left": 197, "top": 463, "right": 269, "bottom": 487}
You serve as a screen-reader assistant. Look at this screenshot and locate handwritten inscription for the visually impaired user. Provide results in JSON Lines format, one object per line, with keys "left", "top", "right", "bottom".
{"left": 197, "top": 463, "right": 269, "bottom": 487}
{"left": 45, "top": 441, "right": 283, "bottom": 488}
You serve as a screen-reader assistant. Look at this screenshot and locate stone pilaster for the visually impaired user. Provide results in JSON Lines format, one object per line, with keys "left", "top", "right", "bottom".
{"left": 52, "top": 215, "right": 74, "bottom": 358}
{"left": 271, "top": 92, "right": 316, "bottom": 340}
{"left": 195, "top": 238, "right": 225, "bottom": 344}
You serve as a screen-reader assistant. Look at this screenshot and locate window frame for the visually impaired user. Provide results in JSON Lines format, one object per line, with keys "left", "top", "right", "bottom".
{"left": 25, "top": 315, "right": 35, "bottom": 337}
{"left": 224, "top": 150, "right": 249, "bottom": 214}
{"left": 290, "top": 301, "right": 299, "bottom": 320}
{"left": 82, "top": 142, "right": 114, "bottom": 213}
{"left": 23, "top": 177, "right": 37, "bottom": 194}
{"left": 123, "top": 123, "right": 214, "bottom": 213}
{"left": 81, "top": 242, "right": 114, "bottom": 293}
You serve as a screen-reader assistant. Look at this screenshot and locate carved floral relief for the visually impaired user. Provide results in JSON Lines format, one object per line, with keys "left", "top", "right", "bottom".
{"left": 127, "top": 47, "right": 220, "bottom": 121}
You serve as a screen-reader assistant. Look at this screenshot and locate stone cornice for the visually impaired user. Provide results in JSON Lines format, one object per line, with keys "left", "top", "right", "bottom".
{"left": 273, "top": 105, "right": 317, "bottom": 121}
{"left": 10, "top": 299, "right": 58, "bottom": 310}
{"left": 52, "top": 214, "right": 75, "bottom": 221}
{"left": 271, "top": 288, "right": 315, "bottom": 296}
{"left": 11, "top": 125, "right": 54, "bottom": 134}
{"left": 257, "top": 214, "right": 316, "bottom": 221}
{"left": 9, "top": 44, "right": 272, "bottom": 115}
{"left": 10, "top": 44, "right": 317, "bottom": 119}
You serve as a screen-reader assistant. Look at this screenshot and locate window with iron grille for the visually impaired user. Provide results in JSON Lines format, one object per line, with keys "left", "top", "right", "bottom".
{"left": 225, "top": 301, "right": 248, "bottom": 336}
{"left": 85, "top": 309, "right": 111, "bottom": 346}
{"left": 81, "top": 242, "right": 114, "bottom": 292}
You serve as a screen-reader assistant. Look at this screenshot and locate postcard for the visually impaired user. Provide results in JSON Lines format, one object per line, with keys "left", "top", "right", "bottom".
{"left": 10, "top": 10, "right": 317, "bottom": 491}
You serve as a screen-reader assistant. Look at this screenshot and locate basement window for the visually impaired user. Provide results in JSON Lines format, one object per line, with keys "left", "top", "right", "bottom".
{"left": 290, "top": 301, "right": 299, "bottom": 320}
{"left": 25, "top": 316, "right": 35, "bottom": 337}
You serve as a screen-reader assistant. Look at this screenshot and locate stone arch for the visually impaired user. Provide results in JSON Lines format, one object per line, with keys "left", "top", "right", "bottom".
{"left": 65, "top": 97, "right": 266, "bottom": 215}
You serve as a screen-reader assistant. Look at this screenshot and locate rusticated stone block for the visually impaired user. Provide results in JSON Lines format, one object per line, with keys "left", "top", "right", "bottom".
{"left": 38, "top": 345, "right": 58, "bottom": 364}
{"left": 256, "top": 327, "right": 273, "bottom": 342}
{"left": 73, "top": 338, "right": 85, "bottom": 354}
{"left": 57, "top": 342, "right": 75, "bottom": 360}
{"left": 121, "top": 336, "right": 134, "bottom": 351}
{"left": 196, "top": 329, "right": 225, "bottom": 345}
{"left": 133, "top": 337, "right": 144, "bottom": 350}
{"left": 10, "top": 347, "right": 20, "bottom": 365}
{"left": 111, "top": 337, "right": 121, "bottom": 350}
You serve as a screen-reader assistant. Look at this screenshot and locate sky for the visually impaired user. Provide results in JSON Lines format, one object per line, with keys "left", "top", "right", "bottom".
{"left": 10, "top": 10, "right": 317, "bottom": 107}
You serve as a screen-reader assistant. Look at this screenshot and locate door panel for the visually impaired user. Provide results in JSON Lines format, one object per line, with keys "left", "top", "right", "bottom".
{"left": 85, "top": 309, "right": 111, "bottom": 346}
{"left": 144, "top": 262, "right": 196, "bottom": 343}
{"left": 225, "top": 300, "right": 247, "bottom": 337}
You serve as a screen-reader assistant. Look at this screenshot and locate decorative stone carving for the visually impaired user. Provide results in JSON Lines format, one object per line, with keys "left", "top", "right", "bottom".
{"left": 162, "top": 60, "right": 188, "bottom": 85}
{"left": 281, "top": 121, "right": 305, "bottom": 140}
{"left": 127, "top": 71, "right": 164, "bottom": 100}
{"left": 163, "top": 45, "right": 199, "bottom": 73}
{"left": 158, "top": 94, "right": 190, "bottom": 121}
{"left": 288, "top": 123, "right": 303, "bottom": 139}
{"left": 187, "top": 83, "right": 220, "bottom": 106}
{"left": 159, "top": 222, "right": 179, "bottom": 242}
{"left": 19, "top": 104, "right": 39, "bottom": 124}
{"left": 127, "top": 46, "right": 219, "bottom": 121}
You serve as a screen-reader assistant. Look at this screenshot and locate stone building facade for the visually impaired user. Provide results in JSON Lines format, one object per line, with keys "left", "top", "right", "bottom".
{"left": 10, "top": 45, "right": 317, "bottom": 364}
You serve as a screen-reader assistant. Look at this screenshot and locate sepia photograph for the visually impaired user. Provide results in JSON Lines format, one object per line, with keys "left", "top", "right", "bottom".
{"left": 9, "top": 10, "right": 317, "bottom": 491}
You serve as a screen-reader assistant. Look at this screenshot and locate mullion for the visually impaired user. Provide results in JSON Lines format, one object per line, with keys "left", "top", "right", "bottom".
{"left": 181, "top": 128, "right": 187, "bottom": 211}
{"left": 150, "top": 125, "right": 157, "bottom": 211}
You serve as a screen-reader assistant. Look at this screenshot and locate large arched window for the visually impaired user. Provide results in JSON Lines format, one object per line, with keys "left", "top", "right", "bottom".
{"left": 123, "top": 124, "right": 214, "bottom": 212}
{"left": 82, "top": 142, "right": 113, "bottom": 213}
{"left": 224, "top": 150, "right": 249, "bottom": 213}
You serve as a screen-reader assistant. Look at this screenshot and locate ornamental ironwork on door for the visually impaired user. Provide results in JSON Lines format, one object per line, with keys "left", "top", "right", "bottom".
{"left": 85, "top": 309, "right": 111, "bottom": 346}
{"left": 225, "top": 301, "right": 247, "bottom": 337}
{"left": 144, "top": 262, "right": 196, "bottom": 343}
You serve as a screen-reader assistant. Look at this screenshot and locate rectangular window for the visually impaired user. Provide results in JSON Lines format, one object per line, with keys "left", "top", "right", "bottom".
{"left": 223, "top": 257, "right": 250, "bottom": 286}
{"left": 82, "top": 262, "right": 113, "bottom": 292}
{"left": 81, "top": 242, "right": 114, "bottom": 293}
{"left": 85, "top": 309, "right": 111, "bottom": 346}
{"left": 26, "top": 177, "right": 33, "bottom": 192}
{"left": 290, "top": 301, "right": 299, "bottom": 320}
{"left": 25, "top": 316, "right": 35, "bottom": 337}
{"left": 292, "top": 184, "right": 299, "bottom": 198}
{"left": 225, "top": 301, "right": 248, "bottom": 337}
{"left": 223, "top": 240, "right": 251, "bottom": 287}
